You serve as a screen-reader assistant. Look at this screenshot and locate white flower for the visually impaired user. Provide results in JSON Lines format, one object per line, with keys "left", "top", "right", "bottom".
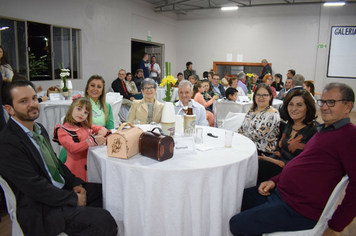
{"left": 60, "top": 72, "right": 70, "bottom": 78}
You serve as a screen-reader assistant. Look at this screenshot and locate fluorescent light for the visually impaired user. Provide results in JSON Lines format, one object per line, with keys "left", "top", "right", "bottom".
{"left": 0, "top": 26, "right": 9, "bottom": 31}
{"left": 324, "top": 2, "right": 345, "bottom": 6}
{"left": 221, "top": 6, "right": 238, "bottom": 11}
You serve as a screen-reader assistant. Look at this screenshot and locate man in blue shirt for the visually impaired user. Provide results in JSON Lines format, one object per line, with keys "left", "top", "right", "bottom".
{"left": 138, "top": 53, "right": 150, "bottom": 78}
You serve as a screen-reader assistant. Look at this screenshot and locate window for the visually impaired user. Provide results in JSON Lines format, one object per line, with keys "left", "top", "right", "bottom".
{"left": 0, "top": 17, "right": 81, "bottom": 81}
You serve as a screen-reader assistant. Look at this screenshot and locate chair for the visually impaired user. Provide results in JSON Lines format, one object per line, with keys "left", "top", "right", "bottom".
{"left": 213, "top": 100, "right": 243, "bottom": 128}
{"left": 223, "top": 112, "right": 245, "bottom": 132}
{"left": 0, "top": 175, "right": 24, "bottom": 236}
{"left": 263, "top": 175, "right": 349, "bottom": 236}
{"left": 0, "top": 175, "right": 68, "bottom": 236}
{"left": 106, "top": 92, "right": 123, "bottom": 128}
{"left": 43, "top": 105, "right": 70, "bottom": 156}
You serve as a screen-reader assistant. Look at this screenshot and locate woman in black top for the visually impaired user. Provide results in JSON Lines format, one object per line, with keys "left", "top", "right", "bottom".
{"left": 271, "top": 73, "right": 284, "bottom": 91}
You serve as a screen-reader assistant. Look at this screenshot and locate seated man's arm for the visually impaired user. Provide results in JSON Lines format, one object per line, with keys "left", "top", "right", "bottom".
{"left": 258, "top": 180, "right": 276, "bottom": 196}
{"left": 322, "top": 228, "right": 341, "bottom": 236}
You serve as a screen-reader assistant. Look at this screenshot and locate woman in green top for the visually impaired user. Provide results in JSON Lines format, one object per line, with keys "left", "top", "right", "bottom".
{"left": 85, "top": 74, "right": 114, "bottom": 129}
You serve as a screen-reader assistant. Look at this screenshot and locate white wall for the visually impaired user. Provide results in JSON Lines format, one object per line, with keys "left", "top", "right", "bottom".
{"left": 0, "top": 0, "right": 177, "bottom": 93}
{"left": 175, "top": 4, "right": 356, "bottom": 102}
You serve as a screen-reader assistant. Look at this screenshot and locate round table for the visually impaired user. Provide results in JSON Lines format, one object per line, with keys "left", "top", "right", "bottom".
{"left": 87, "top": 126, "right": 258, "bottom": 236}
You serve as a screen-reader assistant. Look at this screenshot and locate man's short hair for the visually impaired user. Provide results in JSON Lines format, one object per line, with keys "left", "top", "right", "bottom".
{"left": 225, "top": 87, "right": 238, "bottom": 100}
{"left": 323, "top": 83, "right": 355, "bottom": 110}
{"left": 136, "top": 68, "right": 143, "bottom": 74}
{"left": 142, "top": 53, "right": 148, "bottom": 58}
{"left": 292, "top": 74, "right": 305, "bottom": 87}
{"left": 177, "top": 72, "right": 183, "bottom": 77}
{"left": 288, "top": 69, "right": 296, "bottom": 76}
{"left": 119, "top": 69, "right": 126, "bottom": 74}
{"left": 213, "top": 74, "right": 220, "bottom": 78}
{"left": 236, "top": 71, "right": 245, "bottom": 80}
{"left": 186, "top": 61, "right": 192, "bottom": 68}
{"left": 178, "top": 80, "right": 192, "bottom": 89}
{"left": 261, "top": 59, "right": 268, "bottom": 63}
{"left": 2, "top": 80, "right": 36, "bottom": 107}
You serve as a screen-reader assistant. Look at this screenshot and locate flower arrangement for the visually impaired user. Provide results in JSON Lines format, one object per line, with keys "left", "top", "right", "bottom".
{"left": 59, "top": 63, "right": 70, "bottom": 88}
{"left": 160, "top": 75, "right": 177, "bottom": 102}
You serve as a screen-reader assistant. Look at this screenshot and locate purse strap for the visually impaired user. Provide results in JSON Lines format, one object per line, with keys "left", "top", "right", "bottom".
{"left": 117, "top": 122, "right": 134, "bottom": 132}
{"left": 150, "top": 127, "right": 164, "bottom": 136}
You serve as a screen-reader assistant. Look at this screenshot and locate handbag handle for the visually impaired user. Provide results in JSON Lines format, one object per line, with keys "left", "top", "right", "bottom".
{"left": 117, "top": 122, "right": 134, "bottom": 132}
{"left": 150, "top": 127, "right": 164, "bottom": 136}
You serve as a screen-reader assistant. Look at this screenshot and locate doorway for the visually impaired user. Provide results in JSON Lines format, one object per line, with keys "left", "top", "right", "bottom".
{"left": 131, "top": 39, "right": 164, "bottom": 78}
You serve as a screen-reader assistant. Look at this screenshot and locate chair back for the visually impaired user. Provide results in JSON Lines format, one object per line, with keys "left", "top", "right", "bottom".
{"left": 224, "top": 112, "right": 245, "bottom": 132}
{"left": 43, "top": 105, "right": 70, "bottom": 156}
{"left": 263, "top": 175, "right": 349, "bottom": 236}
{"left": 0, "top": 175, "right": 24, "bottom": 236}
{"left": 106, "top": 92, "right": 123, "bottom": 128}
{"left": 0, "top": 175, "right": 68, "bottom": 236}
{"left": 213, "top": 100, "right": 243, "bottom": 128}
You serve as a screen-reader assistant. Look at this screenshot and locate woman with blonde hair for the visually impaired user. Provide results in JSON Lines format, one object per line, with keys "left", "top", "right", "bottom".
{"left": 85, "top": 74, "right": 114, "bottom": 129}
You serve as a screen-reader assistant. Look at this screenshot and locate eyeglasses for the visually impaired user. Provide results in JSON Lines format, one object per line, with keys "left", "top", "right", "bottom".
{"left": 142, "top": 86, "right": 155, "bottom": 90}
{"left": 267, "top": 78, "right": 273, "bottom": 81}
{"left": 317, "top": 99, "right": 346, "bottom": 107}
{"left": 255, "top": 94, "right": 270, "bottom": 99}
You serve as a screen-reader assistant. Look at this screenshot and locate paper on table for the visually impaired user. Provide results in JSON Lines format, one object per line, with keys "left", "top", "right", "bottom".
{"left": 195, "top": 144, "right": 215, "bottom": 151}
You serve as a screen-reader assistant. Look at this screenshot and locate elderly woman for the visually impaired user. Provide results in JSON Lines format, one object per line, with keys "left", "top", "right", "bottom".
{"left": 258, "top": 90, "right": 317, "bottom": 182}
{"left": 85, "top": 74, "right": 114, "bottom": 129}
{"left": 238, "top": 83, "right": 280, "bottom": 155}
{"left": 127, "top": 78, "right": 164, "bottom": 124}
{"left": 0, "top": 46, "right": 14, "bottom": 83}
{"left": 228, "top": 76, "right": 246, "bottom": 96}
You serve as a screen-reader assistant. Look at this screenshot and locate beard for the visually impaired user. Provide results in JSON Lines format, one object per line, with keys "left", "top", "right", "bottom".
{"left": 13, "top": 106, "right": 39, "bottom": 122}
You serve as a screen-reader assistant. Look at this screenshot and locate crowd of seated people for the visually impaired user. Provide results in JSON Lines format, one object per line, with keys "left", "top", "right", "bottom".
{"left": 2, "top": 55, "right": 356, "bottom": 236}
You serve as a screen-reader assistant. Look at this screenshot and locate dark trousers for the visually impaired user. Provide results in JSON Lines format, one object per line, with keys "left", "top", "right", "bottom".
{"left": 62, "top": 183, "right": 118, "bottom": 236}
{"left": 257, "top": 159, "right": 283, "bottom": 184}
{"left": 229, "top": 186, "right": 317, "bottom": 236}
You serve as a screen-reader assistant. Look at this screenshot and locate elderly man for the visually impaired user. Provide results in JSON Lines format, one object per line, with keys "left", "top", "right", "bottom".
{"left": 210, "top": 74, "right": 226, "bottom": 99}
{"left": 0, "top": 80, "right": 118, "bottom": 236}
{"left": 111, "top": 69, "right": 134, "bottom": 107}
{"left": 230, "top": 82, "right": 356, "bottom": 236}
{"left": 174, "top": 80, "right": 208, "bottom": 126}
{"left": 258, "top": 59, "right": 272, "bottom": 83}
{"left": 237, "top": 71, "right": 248, "bottom": 95}
{"left": 275, "top": 77, "right": 292, "bottom": 100}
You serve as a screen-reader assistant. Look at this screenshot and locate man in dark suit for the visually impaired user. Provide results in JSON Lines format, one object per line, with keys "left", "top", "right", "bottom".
{"left": 0, "top": 72, "right": 6, "bottom": 132}
{"left": 0, "top": 80, "right": 117, "bottom": 236}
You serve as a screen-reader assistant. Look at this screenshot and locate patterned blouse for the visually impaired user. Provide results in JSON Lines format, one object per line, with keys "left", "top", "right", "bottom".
{"left": 238, "top": 106, "right": 280, "bottom": 153}
{"left": 125, "top": 80, "right": 138, "bottom": 94}
{"left": 270, "top": 121, "right": 318, "bottom": 164}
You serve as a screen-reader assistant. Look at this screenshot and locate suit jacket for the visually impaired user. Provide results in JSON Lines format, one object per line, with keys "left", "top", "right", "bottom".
{"left": 0, "top": 119, "right": 84, "bottom": 236}
{"left": 127, "top": 98, "right": 164, "bottom": 124}
{"left": 111, "top": 77, "right": 132, "bottom": 100}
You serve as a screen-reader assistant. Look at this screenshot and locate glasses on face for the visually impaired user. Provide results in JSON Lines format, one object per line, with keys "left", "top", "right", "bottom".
{"left": 255, "top": 94, "right": 270, "bottom": 99}
{"left": 267, "top": 78, "right": 273, "bottom": 81}
{"left": 317, "top": 99, "right": 346, "bottom": 107}
{"left": 143, "top": 86, "right": 155, "bottom": 91}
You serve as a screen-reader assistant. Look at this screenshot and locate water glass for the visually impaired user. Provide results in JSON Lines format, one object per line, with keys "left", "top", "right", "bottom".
{"left": 225, "top": 130, "right": 234, "bottom": 148}
{"left": 195, "top": 127, "right": 203, "bottom": 144}
{"left": 133, "top": 119, "right": 140, "bottom": 126}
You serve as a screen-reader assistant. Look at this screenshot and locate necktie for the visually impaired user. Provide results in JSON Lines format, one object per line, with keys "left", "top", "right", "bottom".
{"left": 32, "top": 125, "right": 64, "bottom": 183}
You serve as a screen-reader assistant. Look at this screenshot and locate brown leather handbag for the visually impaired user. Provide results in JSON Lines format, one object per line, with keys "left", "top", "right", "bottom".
{"left": 139, "top": 127, "right": 175, "bottom": 162}
{"left": 107, "top": 122, "right": 143, "bottom": 159}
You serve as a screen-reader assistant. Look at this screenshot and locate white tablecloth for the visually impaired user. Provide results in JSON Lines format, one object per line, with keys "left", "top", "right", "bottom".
{"left": 87, "top": 126, "right": 258, "bottom": 236}
{"left": 236, "top": 99, "right": 283, "bottom": 113}
{"left": 155, "top": 87, "right": 178, "bottom": 102}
